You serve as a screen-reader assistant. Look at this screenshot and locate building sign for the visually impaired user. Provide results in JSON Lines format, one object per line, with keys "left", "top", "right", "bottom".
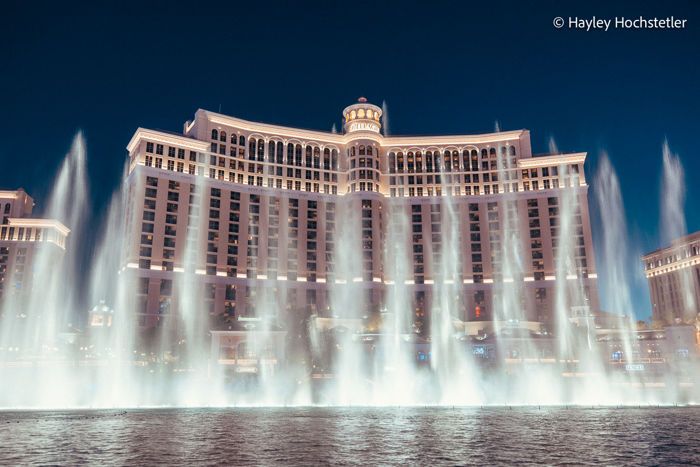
{"left": 348, "top": 121, "right": 380, "bottom": 133}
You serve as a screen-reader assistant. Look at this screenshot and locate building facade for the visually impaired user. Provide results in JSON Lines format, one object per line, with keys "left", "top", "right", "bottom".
{"left": 643, "top": 231, "right": 700, "bottom": 324}
{"left": 0, "top": 189, "right": 70, "bottom": 303}
{"left": 122, "top": 98, "right": 599, "bottom": 330}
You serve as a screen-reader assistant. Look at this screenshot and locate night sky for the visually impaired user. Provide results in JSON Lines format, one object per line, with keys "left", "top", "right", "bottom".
{"left": 2, "top": 0, "right": 698, "bottom": 319}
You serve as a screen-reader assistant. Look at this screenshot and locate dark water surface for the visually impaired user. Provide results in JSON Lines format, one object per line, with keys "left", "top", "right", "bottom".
{"left": 1, "top": 407, "right": 699, "bottom": 465}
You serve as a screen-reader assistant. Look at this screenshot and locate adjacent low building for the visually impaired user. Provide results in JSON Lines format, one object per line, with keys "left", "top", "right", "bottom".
{"left": 643, "top": 231, "right": 700, "bottom": 325}
{"left": 0, "top": 189, "right": 70, "bottom": 304}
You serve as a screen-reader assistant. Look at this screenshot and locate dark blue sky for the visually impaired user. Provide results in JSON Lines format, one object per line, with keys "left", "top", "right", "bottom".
{"left": 2, "top": 1, "right": 698, "bottom": 318}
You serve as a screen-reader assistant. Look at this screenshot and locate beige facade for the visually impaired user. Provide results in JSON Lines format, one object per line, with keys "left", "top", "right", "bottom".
{"left": 123, "top": 99, "right": 599, "bottom": 329}
{"left": 0, "top": 189, "right": 69, "bottom": 302}
{"left": 643, "top": 231, "right": 700, "bottom": 324}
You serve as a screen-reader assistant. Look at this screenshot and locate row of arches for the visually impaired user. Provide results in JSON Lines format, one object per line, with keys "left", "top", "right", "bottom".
{"left": 388, "top": 147, "right": 517, "bottom": 174}
{"left": 211, "top": 129, "right": 245, "bottom": 146}
{"left": 211, "top": 128, "right": 517, "bottom": 175}
{"left": 246, "top": 138, "right": 339, "bottom": 170}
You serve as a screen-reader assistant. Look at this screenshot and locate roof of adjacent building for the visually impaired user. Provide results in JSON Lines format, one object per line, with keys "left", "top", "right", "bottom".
{"left": 642, "top": 230, "right": 700, "bottom": 259}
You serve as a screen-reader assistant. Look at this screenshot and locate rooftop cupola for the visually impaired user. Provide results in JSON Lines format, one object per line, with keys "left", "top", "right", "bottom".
{"left": 343, "top": 97, "right": 382, "bottom": 135}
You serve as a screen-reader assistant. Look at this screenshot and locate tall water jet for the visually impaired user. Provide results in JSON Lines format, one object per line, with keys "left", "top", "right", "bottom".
{"left": 30, "top": 132, "right": 89, "bottom": 350}
{"left": 552, "top": 144, "right": 617, "bottom": 404}
{"left": 0, "top": 132, "right": 89, "bottom": 407}
{"left": 550, "top": 138, "right": 581, "bottom": 360}
{"left": 593, "top": 154, "right": 638, "bottom": 358}
{"left": 554, "top": 174, "right": 577, "bottom": 357}
{"left": 431, "top": 151, "right": 480, "bottom": 404}
{"left": 660, "top": 141, "right": 696, "bottom": 322}
{"left": 491, "top": 139, "right": 547, "bottom": 404}
{"left": 381, "top": 100, "right": 390, "bottom": 136}
{"left": 161, "top": 174, "right": 213, "bottom": 406}
{"left": 327, "top": 195, "right": 365, "bottom": 404}
{"left": 493, "top": 141, "right": 526, "bottom": 325}
{"left": 379, "top": 202, "right": 416, "bottom": 404}
{"left": 590, "top": 152, "right": 648, "bottom": 403}
{"left": 85, "top": 163, "right": 140, "bottom": 407}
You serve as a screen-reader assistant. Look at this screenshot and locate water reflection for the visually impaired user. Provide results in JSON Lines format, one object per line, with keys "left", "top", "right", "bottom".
{"left": 1, "top": 408, "right": 698, "bottom": 465}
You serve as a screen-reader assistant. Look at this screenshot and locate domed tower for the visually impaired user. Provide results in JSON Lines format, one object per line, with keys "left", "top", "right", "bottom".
{"left": 343, "top": 97, "right": 382, "bottom": 135}
{"left": 342, "top": 97, "right": 383, "bottom": 194}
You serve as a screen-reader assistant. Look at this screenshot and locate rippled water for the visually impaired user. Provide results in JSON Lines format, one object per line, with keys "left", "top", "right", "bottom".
{"left": 1, "top": 407, "right": 699, "bottom": 465}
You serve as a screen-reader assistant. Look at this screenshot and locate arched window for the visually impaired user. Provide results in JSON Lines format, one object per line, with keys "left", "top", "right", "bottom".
{"left": 323, "top": 148, "right": 330, "bottom": 170}
{"left": 313, "top": 147, "right": 320, "bottom": 168}
{"left": 287, "top": 143, "right": 294, "bottom": 164}
{"left": 415, "top": 151, "right": 423, "bottom": 171}
{"left": 257, "top": 140, "right": 265, "bottom": 161}
{"left": 452, "top": 150, "right": 459, "bottom": 170}
{"left": 426, "top": 151, "right": 433, "bottom": 172}
{"left": 389, "top": 152, "right": 396, "bottom": 174}
{"left": 331, "top": 149, "right": 338, "bottom": 170}
{"left": 231, "top": 134, "right": 237, "bottom": 144}
{"left": 443, "top": 150, "right": 451, "bottom": 172}
{"left": 211, "top": 129, "right": 219, "bottom": 140}
{"left": 295, "top": 144, "right": 302, "bottom": 166}
{"left": 489, "top": 147, "right": 496, "bottom": 156}
{"left": 509, "top": 146, "right": 516, "bottom": 156}
{"left": 305, "top": 146, "right": 313, "bottom": 167}
{"left": 239, "top": 135, "right": 245, "bottom": 146}
{"left": 481, "top": 148, "right": 488, "bottom": 157}
{"left": 359, "top": 145, "right": 366, "bottom": 156}
{"left": 277, "top": 142, "right": 284, "bottom": 164}
{"left": 269, "top": 141, "right": 276, "bottom": 162}
{"left": 397, "top": 152, "right": 404, "bottom": 171}
{"left": 471, "top": 150, "right": 479, "bottom": 171}
{"left": 220, "top": 131, "right": 227, "bottom": 142}
{"left": 249, "top": 138, "right": 256, "bottom": 160}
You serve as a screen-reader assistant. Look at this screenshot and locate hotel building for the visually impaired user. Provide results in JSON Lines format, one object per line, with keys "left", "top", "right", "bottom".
{"left": 123, "top": 98, "right": 599, "bottom": 330}
{"left": 643, "top": 231, "right": 700, "bottom": 324}
{"left": 0, "top": 189, "right": 70, "bottom": 303}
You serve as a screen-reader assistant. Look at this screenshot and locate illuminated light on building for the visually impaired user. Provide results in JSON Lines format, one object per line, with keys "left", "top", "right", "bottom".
{"left": 89, "top": 300, "right": 114, "bottom": 328}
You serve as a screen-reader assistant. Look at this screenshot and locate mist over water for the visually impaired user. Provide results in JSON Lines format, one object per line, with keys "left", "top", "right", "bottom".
{"left": 0, "top": 133, "right": 697, "bottom": 409}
